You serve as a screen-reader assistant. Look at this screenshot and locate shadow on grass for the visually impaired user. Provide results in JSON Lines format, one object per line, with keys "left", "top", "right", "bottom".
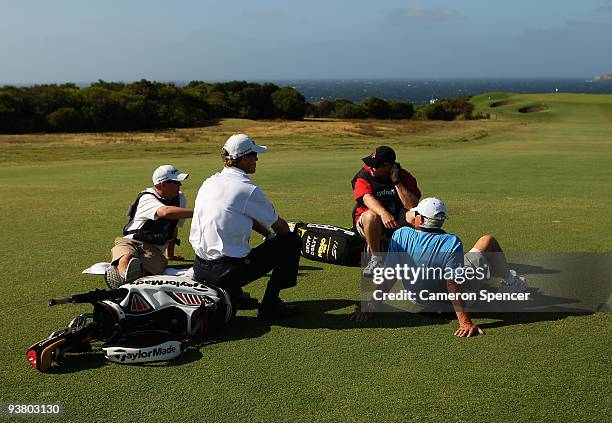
{"left": 298, "top": 265, "right": 323, "bottom": 271}
{"left": 507, "top": 262, "right": 560, "bottom": 275}
{"left": 46, "top": 351, "right": 108, "bottom": 374}
{"left": 166, "top": 264, "right": 324, "bottom": 272}
{"left": 473, "top": 310, "right": 594, "bottom": 330}
{"left": 298, "top": 264, "right": 324, "bottom": 277}
{"left": 44, "top": 300, "right": 596, "bottom": 372}
{"left": 205, "top": 299, "right": 450, "bottom": 347}
{"left": 275, "top": 299, "right": 450, "bottom": 330}
{"left": 205, "top": 296, "right": 596, "bottom": 344}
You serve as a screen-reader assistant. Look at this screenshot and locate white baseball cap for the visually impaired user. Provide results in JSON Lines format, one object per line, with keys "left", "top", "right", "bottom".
{"left": 410, "top": 197, "right": 448, "bottom": 220}
{"left": 152, "top": 165, "right": 189, "bottom": 185}
{"left": 223, "top": 134, "right": 267, "bottom": 160}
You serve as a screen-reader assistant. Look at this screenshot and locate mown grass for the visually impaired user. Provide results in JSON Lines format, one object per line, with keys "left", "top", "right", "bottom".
{"left": 0, "top": 93, "right": 610, "bottom": 422}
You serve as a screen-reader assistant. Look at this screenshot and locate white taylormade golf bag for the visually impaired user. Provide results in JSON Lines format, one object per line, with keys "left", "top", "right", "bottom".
{"left": 27, "top": 276, "right": 232, "bottom": 372}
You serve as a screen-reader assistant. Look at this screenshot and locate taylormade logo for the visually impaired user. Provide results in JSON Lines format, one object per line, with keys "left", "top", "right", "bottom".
{"left": 134, "top": 279, "right": 207, "bottom": 291}
{"left": 117, "top": 345, "right": 177, "bottom": 362}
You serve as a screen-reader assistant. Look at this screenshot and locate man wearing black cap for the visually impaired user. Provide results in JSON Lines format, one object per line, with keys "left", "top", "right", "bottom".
{"left": 352, "top": 146, "right": 421, "bottom": 273}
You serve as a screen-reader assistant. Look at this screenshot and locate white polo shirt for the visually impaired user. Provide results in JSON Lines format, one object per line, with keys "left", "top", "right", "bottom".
{"left": 189, "top": 166, "right": 279, "bottom": 260}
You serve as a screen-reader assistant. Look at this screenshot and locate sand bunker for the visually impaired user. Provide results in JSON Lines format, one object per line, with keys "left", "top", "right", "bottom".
{"left": 518, "top": 106, "right": 547, "bottom": 113}
{"left": 490, "top": 100, "right": 517, "bottom": 108}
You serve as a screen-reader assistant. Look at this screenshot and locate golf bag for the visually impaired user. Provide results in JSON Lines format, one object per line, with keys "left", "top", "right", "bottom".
{"left": 26, "top": 276, "right": 232, "bottom": 372}
{"left": 289, "top": 222, "right": 364, "bottom": 267}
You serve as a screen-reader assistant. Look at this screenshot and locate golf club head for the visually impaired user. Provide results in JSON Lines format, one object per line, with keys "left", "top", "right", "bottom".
{"left": 26, "top": 336, "right": 67, "bottom": 372}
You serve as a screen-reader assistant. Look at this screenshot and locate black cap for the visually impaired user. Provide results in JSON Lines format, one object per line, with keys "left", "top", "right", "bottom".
{"left": 362, "top": 146, "right": 396, "bottom": 168}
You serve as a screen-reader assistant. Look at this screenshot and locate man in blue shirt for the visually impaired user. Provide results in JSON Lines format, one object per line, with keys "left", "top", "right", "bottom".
{"left": 350, "top": 197, "right": 527, "bottom": 337}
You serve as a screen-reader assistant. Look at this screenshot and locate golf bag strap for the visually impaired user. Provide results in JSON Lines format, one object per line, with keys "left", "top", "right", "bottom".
{"left": 123, "top": 191, "right": 181, "bottom": 244}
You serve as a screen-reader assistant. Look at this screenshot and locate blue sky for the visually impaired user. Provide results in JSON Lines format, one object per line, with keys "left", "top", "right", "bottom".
{"left": 1, "top": 0, "right": 612, "bottom": 83}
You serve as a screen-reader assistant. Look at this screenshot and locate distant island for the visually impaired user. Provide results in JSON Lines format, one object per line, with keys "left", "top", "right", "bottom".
{"left": 593, "top": 74, "right": 612, "bottom": 82}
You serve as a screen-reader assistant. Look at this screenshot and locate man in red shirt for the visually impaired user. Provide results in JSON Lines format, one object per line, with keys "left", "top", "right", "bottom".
{"left": 351, "top": 146, "right": 421, "bottom": 273}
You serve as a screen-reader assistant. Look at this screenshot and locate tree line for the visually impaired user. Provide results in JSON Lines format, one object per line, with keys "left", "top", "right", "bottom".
{"left": 0, "top": 80, "right": 476, "bottom": 133}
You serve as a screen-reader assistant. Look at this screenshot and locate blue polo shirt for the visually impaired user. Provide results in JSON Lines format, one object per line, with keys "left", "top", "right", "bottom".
{"left": 386, "top": 226, "right": 464, "bottom": 293}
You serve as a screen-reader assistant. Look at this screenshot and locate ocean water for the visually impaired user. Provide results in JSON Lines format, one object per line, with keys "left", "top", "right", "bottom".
{"left": 30, "top": 78, "right": 612, "bottom": 106}
{"left": 268, "top": 78, "right": 612, "bottom": 105}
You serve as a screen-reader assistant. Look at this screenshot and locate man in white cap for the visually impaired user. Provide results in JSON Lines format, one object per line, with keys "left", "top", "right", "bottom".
{"left": 189, "top": 134, "right": 302, "bottom": 319}
{"left": 105, "top": 165, "right": 193, "bottom": 288}
{"left": 350, "top": 197, "right": 528, "bottom": 337}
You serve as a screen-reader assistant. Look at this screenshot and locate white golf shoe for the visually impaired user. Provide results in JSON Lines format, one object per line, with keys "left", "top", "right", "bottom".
{"left": 498, "top": 269, "right": 528, "bottom": 293}
{"left": 124, "top": 257, "right": 142, "bottom": 284}
{"left": 105, "top": 266, "right": 124, "bottom": 290}
{"left": 363, "top": 255, "right": 384, "bottom": 278}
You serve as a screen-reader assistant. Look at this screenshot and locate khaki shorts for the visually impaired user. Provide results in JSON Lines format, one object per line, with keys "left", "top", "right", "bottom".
{"left": 110, "top": 237, "right": 167, "bottom": 275}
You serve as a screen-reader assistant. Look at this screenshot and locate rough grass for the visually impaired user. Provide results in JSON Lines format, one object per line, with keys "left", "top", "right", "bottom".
{"left": 0, "top": 118, "right": 519, "bottom": 163}
{"left": 1, "top": 93, "right": 611, "bottom": 422}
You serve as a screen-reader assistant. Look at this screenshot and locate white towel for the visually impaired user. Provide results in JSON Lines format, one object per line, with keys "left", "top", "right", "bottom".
{"left": 82, "top": 262, "right": 194, "bottom": 278}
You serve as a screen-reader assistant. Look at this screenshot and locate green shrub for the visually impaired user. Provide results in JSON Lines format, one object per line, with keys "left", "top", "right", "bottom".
{"left": 388, "top": 100, "right": 415, "bottom": 119}
{"left": 47, "top": 107, "right": 86, "bottom": 132}
{"left": 423, "top": 97, "right": 474, "bottom": 121}
{"left": 271, "top": 87, "right": 307, "bottom": 120}
{"left": 309, "top": 100, "right": 336, "bottom": 117}
{"left": 361, "top": 96, "right": 390, "bottom": 119}
{"left": 332, "top": 103, "right": 367, "bottom": 119}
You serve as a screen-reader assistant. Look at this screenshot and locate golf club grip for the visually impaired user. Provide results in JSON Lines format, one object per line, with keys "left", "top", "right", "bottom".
{"left": 49, "top": 297, "right": 72, "bottom": 306}
{"left": 71, "top": 288, "right": 128, "bottom": 303}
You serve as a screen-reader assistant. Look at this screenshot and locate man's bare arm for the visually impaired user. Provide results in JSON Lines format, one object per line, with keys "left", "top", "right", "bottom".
{"left": 446, "top": 279, "right": 485, "bottom": 337}
{"left": 166, "top": 227, "right": 178, "bottom": 258}
{"left": 271, "top": 217, "right": 290, "bottom": 235}
{"left": 395, "top": 183, "right": 419, "bottom": 210}
{"left": 391, "top": 165, "right": 419, "bottom": 209}
{"left": 156, "top": 206, "right": 193, "bottom": 220}
{"left": 253, "top": 219, "right": 272, "bottom": 237}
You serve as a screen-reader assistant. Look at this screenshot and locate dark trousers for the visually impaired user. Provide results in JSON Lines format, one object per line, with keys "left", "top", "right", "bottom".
{"left": 194, "top": 233, "right": 302, "bottom": 304}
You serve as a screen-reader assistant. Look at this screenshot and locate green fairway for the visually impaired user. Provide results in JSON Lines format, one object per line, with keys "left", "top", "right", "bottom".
{"left": 1, "top": 93, "right": 610, "bottom": 422}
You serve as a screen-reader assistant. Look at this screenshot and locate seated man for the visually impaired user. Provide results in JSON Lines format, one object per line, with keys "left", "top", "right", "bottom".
{"left": 105, "top": 165, "right": 194, "bottom": 288}
{"left": 189, "top": 134, "right": 302, "bottom": 320}
{"left": 350, "top": 197, "right": 527, "bottom": 337}
{"left": 352, "top": 146, "right": 421, "bottom": 273}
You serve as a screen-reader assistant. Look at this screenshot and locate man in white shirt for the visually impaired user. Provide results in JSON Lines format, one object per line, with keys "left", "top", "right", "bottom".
{"left": 190, "top": 134, "right": 302, "bottom": 319}
{"left": 105, "top": 165, "right": 194, "bottom": 288}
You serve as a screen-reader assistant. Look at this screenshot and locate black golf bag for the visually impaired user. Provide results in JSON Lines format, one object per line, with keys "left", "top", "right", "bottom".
{"left": 289, "top": 222, "right": 365, "bottom": 267}
{"left": 26, "top": 276, "right": 232, "bottom": 372}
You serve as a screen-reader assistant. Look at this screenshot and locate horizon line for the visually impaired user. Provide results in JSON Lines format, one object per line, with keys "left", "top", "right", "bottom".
{"left": 0, "top": 76, "right": 602, "bottom": 87}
